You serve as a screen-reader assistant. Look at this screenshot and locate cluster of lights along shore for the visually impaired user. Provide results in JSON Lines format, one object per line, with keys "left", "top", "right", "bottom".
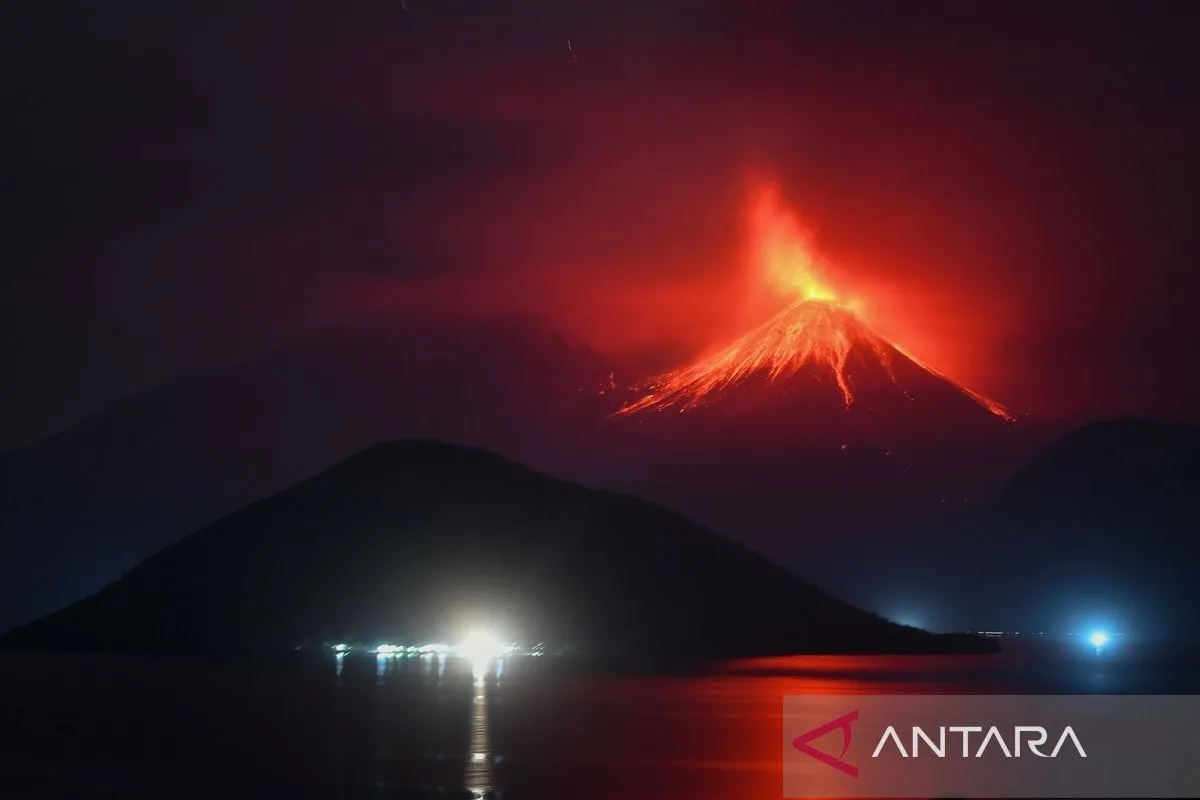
{"left": 327, "top": 631, "right": 546, "bottom": 663}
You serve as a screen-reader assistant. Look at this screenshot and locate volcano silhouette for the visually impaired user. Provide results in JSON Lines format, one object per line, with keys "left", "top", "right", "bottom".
{"left": 615, "top": 298, "right": 1013, "bottom": 426}
{"left": 597, "top": 297, "right": 1031, "bottom": 605}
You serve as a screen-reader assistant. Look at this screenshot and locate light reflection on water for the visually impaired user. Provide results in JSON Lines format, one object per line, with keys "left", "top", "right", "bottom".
{"left": 357, "top": 651, "right": 503, "bottom": 797}
{"left": 464, "top": 670, "right": 494, "bottom": 797}
{"left": 3, "top": 649, "right": 1198, "bottom": 799}
{"left": 325, "top": 648, "right": 1200, "bottom": 799}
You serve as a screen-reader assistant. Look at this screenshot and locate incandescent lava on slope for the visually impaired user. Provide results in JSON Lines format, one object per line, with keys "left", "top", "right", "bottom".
{"left": 615, "top": 185, "right": 1014, "bottom": 422}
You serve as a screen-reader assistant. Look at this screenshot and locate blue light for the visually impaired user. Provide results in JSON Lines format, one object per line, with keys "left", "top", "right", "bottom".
{"left": 1088, "top": 631, "right": 1109, "bottom": 648}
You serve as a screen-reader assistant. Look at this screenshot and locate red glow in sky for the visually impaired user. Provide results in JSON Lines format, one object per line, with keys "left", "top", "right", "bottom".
{"left": 5, "top": 1, "right": 1200, "bottom": 450}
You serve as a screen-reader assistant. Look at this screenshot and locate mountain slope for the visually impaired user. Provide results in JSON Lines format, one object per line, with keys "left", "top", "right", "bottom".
{"left": 866, "top": 419, "right": 1200, "bottom": 638}
{"left": 0, "top": 440, "right": 992, "bottom": 658}
{"left": 593, "top": 298, "right": 1051, "bottom": 598}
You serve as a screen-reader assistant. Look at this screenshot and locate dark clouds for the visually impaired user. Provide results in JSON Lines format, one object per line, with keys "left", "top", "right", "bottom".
{"left": 3, "top": 1, "right": 1200, "bottom": 450}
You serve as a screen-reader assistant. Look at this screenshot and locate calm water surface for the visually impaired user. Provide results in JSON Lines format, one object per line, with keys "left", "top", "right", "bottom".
{"left": 2, "top": 647, "right": 1197, "bottom": 798}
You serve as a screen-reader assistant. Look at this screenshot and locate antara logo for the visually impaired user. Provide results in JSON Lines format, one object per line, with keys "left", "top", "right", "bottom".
{"left": 792, "top": 711, "right": 1087, "bottom": 779}
{"left": 872, "top": 725, "right": 1088, "bottom": 759}
{"left": 792, "top": 710, "right": 860, "bottom": 778}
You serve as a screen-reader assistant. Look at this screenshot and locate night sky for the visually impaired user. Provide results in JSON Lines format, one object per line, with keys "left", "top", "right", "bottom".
{"left": 4, "top": 0, "right": 1200, "bottom": 453}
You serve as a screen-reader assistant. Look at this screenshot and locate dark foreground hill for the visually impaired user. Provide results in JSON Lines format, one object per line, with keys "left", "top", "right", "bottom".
{"left": 0, "top": 441, "right": 993, "bottom": 659}
{"left": 0, "top": 316, "right": 618, "bottom": 633}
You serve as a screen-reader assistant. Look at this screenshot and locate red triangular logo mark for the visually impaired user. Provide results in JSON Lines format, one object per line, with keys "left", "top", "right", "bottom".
{"left": 791, "top": 709, "right": 859, "bottom": 778}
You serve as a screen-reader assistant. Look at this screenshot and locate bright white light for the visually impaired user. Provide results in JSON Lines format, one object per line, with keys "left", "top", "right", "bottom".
{"left": 457, "top": 630, "right": 503, "bottom": 662}
{"left": 1089, "top": 631, "right": 1109, "bottom": 648}
{"left": 375, "top": 644, "right": 400, "bottom": 654}
{"left": 332, "top": 643, "right": 348, "bottom": 653}
{"left": 457, "top": 629, "right": 508, "bottom": 678}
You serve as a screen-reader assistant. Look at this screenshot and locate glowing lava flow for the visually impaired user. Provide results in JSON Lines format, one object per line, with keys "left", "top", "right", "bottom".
{"left": 617, "top": 297, "right": 1014, "bottom": 420}
{"left": 617, "top": 299, "right": 892, "bottom": 414}
{"left": 615, "top": 184, "right": 1014, "bottom": 421}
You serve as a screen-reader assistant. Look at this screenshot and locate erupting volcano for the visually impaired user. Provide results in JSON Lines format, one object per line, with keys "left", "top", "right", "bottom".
{"left": 616, "top": 185, "right": 1014, "bottom": 422}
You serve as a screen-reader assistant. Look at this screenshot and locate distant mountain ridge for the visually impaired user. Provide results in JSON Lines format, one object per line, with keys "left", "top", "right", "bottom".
{"left": 865, "top": 419, "right": 1200, "bottom": 638}
{"left": 0, "top": 440, "right": 994, "bottom": 658}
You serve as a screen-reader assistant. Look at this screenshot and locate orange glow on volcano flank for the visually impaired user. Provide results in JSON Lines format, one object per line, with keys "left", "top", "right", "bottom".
{"left": 615, "top": 184, "right": 1014, "bottom": 421}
